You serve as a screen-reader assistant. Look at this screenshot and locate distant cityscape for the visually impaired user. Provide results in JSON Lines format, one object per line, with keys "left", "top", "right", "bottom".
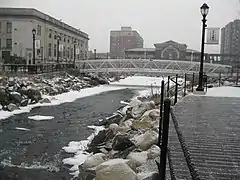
{"left": 0, "top": 7, "right": 239, "bottom": 68}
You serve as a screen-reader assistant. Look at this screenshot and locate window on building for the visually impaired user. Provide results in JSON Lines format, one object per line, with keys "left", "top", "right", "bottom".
{"left": 37, "top": 25, "right": 41, "bottom": 35}
{"left": 49, "top": 33, "right": 52, "bottom": 38}
{"left": 54, "top": 35, "right": 57, "bottom": 39}
{"left": 0, "top": 22, "right": 1, "bottom": 33}
{"left": 6, "top": 22, "right": 12, "bottom": 33}
{"left": 67, "top": 39, "right": 70, "bottom": 43}
{"left": 64, "top": 38, "right": 66, "bottom": 42}
{"left": 67, "top": 47, "right": 70, "bottom": 58}
{"left": 0, "top": 39, "right": 1, "bottom": 49}
{"left": 54, "top": 44, "right": 57, "bottom": 57}
{"left": 71, "top": 48, "right": 73, "bottom": 59}
{"left": 6, "top": 39, "right": 12, "bottom": 48}
{"left": 48, "top": 43, "right": 52, "bottom": 57}
{"left": 63, "top": 46, "right": 66, "bottom": 57}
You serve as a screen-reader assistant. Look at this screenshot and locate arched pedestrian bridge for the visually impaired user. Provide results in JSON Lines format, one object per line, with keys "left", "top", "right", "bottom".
{"left": 77, "top": 59, "right": 232, "bottom": 77}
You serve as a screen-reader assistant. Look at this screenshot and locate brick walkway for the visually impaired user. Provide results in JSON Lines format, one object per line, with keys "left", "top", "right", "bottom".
{"left": 168, "top": 95, "right": 240, "bottom": 180}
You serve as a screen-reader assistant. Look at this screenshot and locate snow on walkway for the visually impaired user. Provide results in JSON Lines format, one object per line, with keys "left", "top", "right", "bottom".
{"left": 206, "top": 86, "right": 240, "bottom": 98}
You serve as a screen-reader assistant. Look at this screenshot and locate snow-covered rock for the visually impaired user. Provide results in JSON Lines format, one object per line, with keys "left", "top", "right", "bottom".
{"left": 131, "top": 101, "right": 155, "bottom": 119}
{"left": 127, "top": 151, "right": 148, "bottom": 167}
{"left": 82, "top": 153, "right": 107, "bottom": 169}
{"left": 7, "top": 103, "right": 19, "bottom": 112}
{"left": 147, "top": 145, "right": 160, "bottom": 159}
{"left": 96, "top": 159, "right": 137, "bottom": 180}
{"left": 135, "top": 130, "right": 158, "bottom": 151}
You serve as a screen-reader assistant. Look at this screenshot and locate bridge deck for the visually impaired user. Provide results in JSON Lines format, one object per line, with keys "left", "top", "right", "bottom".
{"left": 169, "top": 95, "right": 240, "bottom": 180}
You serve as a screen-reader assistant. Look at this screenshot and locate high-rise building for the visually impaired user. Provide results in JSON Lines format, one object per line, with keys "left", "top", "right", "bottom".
{"left": 110, "top": 27, "right": 143, "bottom": 58}
{"left": 0, "top": 8, "right": 89, "bottom": 65}
{"left": 220, "top": 20, "right": 240, "bottom": 55}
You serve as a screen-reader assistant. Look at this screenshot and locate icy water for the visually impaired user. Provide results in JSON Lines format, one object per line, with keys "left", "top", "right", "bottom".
{"left": 0, "top": 89, "right": 135, "bottom": 180}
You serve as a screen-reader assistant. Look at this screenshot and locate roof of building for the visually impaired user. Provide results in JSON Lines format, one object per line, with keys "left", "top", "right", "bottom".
{"left": 0, "top": 8, "right": 89, "bottom": 39}
{"left": 125, "top": 48, "right": 155, "bottom": 52}
{"left": 186, "top": 49, "right": 199, "bottom": 53}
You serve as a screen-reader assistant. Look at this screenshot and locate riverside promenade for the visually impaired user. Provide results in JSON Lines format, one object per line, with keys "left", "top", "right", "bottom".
{"left": 168, "top": 93, "right": 240, "bottom": 179}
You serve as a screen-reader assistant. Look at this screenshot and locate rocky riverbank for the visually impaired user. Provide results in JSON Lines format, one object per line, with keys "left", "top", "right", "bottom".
{"left": 73, "top": 94, "right": 165, "bottom": 180}
{"left": 0, "top": 72, "right": 110, "bottom": 112}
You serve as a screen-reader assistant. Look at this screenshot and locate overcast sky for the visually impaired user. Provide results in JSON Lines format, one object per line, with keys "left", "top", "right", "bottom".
{"left": 2, "top": 0, "right": 239, "bottom": 53}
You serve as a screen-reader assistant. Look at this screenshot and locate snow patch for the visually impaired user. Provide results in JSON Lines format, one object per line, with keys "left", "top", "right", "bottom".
{"left": 15, "top": 127, "right": 31, "bottom": 131}
{"left": 205, "top": 86, "right": 240, "bottom": 98}
{"left": 62, "top": 125, "right": 104, "bottom": 177}
{"left": 1, "top": 158, "right": 59, "bottom": 172}
{"left": 28, "top": 115, "right": 54, "bottom": 121}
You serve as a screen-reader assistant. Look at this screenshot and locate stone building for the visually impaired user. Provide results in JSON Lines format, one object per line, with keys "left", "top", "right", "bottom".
{"left": 110, "top": 27, "right": 143, "bottom": 58}
{"left": 0, "top": 8, "right": 89, "bottom": 65}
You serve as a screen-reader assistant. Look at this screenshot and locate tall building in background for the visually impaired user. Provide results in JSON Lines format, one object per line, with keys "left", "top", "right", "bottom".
{"left": 0, "top": 8, "right": 89, "bottom": 65}
{"left": 220, "top": 20, "right": 240, "bottom": 55}
{"left": 110, "top": 27, "right": 143, "bottom": 58}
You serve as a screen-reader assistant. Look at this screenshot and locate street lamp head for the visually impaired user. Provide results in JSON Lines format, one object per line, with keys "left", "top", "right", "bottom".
{"left": 200, "top": 3, "right": 209, "bottom": 17}
{"left": 32, "top": 28, "right": 36, "bottom": 35}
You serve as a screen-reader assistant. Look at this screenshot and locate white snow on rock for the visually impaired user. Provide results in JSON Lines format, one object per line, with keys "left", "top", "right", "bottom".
{"left": 96, "top": 159, "right": 137, "bottom": 180}
{"left": 127, "top": 151, "right": 148, "bottom": 167}
{"left": 205, "top": 86, "right": 240, "bottom": 98}
{"left": 28, "top": 115, "right": 54, "bottom": 121}
{"left": 82, "top": 153, "right": 106, "bottom": 169}
{"left": 147, "top": 145, "right": 160, "bottom": 159}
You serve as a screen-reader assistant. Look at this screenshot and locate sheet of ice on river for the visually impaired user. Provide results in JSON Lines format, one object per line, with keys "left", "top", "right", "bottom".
{"left": 15, "top": 127, "right": 31, "bottom": 131}
{"left": 0, "top": 85, "right": 126, "bottom": 120}
{"left": 1, "top": 158, "right": 59, "bottom": 172}
{"left": 28, "top": 115, "right": 54, "bottom": 121}
{"left": 62, "top": 125, "right": 104, "bottom": 177}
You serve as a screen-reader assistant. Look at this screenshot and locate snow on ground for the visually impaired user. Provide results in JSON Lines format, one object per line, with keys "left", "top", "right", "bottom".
{"left": 62, "top": 126, "right": 104, "bottom": 176}
{"left": 0, "top": 85, "right": 126, "bottom": 120}
{"left": 28, "top": 115, "right": 54, "bottom": 121}
{"left": 15, "top": 127, "right": 31, "bottom": 131}
{"left": 206, "top": 86, "right": 240, "bottom": 98}
{"left": 111, "top": 76, "right": 167, "bottom": 86}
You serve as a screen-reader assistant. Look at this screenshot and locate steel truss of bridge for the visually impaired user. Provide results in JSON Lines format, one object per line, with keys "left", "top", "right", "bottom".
{"left": 77, "top": 59, "right": 232, "bottom": 77}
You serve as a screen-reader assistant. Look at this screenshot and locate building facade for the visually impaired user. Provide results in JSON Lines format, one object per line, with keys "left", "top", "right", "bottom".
{"left": 0, "top": 8, "right": 89, "bottom": 65}
{"left": 125, "top": 48, "right": 155, "bottom": 59}
{"left": 221, "top": 20, "right": 240, "bottom": 56}
{"left": 110, "top": 27, "right": 143, "bottom": 59}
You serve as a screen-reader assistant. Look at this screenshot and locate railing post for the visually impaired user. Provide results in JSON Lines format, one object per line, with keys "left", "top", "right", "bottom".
{"left": 174, "top": 74, "right": 178, "bottom": 105}
{"left": 184, "top": 73, "right": 187, "bottom": 97}
{"left": 205, "top": 75, "right": 208, "bottom": 92}
{"left": 192, "top": 73, "right": 195, "bottom": 92}
{"left": 219, "top": 71, "right": 221, "bottom": 87}
{"left": 167, "top": 76, "right": 170, "bottom": 97}
{"left": 159, "top": 98, "right": 171, "bottom": 180}
{"left": 158, "top": 80, "right": 165, "bottom": 147}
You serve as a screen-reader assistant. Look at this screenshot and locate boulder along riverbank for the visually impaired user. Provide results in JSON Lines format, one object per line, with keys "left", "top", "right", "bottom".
{"left": 0, "top": 71, "right": 112, "bottom": 113}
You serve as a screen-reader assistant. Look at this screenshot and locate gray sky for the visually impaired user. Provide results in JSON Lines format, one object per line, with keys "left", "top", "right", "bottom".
{"left": 2, "top": 0, "right": 239, "bottom": 53}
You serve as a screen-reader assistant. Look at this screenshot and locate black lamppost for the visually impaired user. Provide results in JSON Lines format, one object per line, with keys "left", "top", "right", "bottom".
{"left": 74, "top": 40, "right": 76, "bottom": 68}
{"left": 57, "top": 35, "right": 60, "bottom": 64}
{"left": 196, "top": 3, "right": 209, "bottom": 91}
{"left": 94, "top": 49, "right": 97, "bottom": 60}
{"left": 32, "top": 29, "right": 36, "bottom": 65}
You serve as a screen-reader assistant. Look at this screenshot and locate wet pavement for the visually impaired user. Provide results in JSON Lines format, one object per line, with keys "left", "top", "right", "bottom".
{"left": 169, "top": 95, "right": 240, "bottom": 180}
